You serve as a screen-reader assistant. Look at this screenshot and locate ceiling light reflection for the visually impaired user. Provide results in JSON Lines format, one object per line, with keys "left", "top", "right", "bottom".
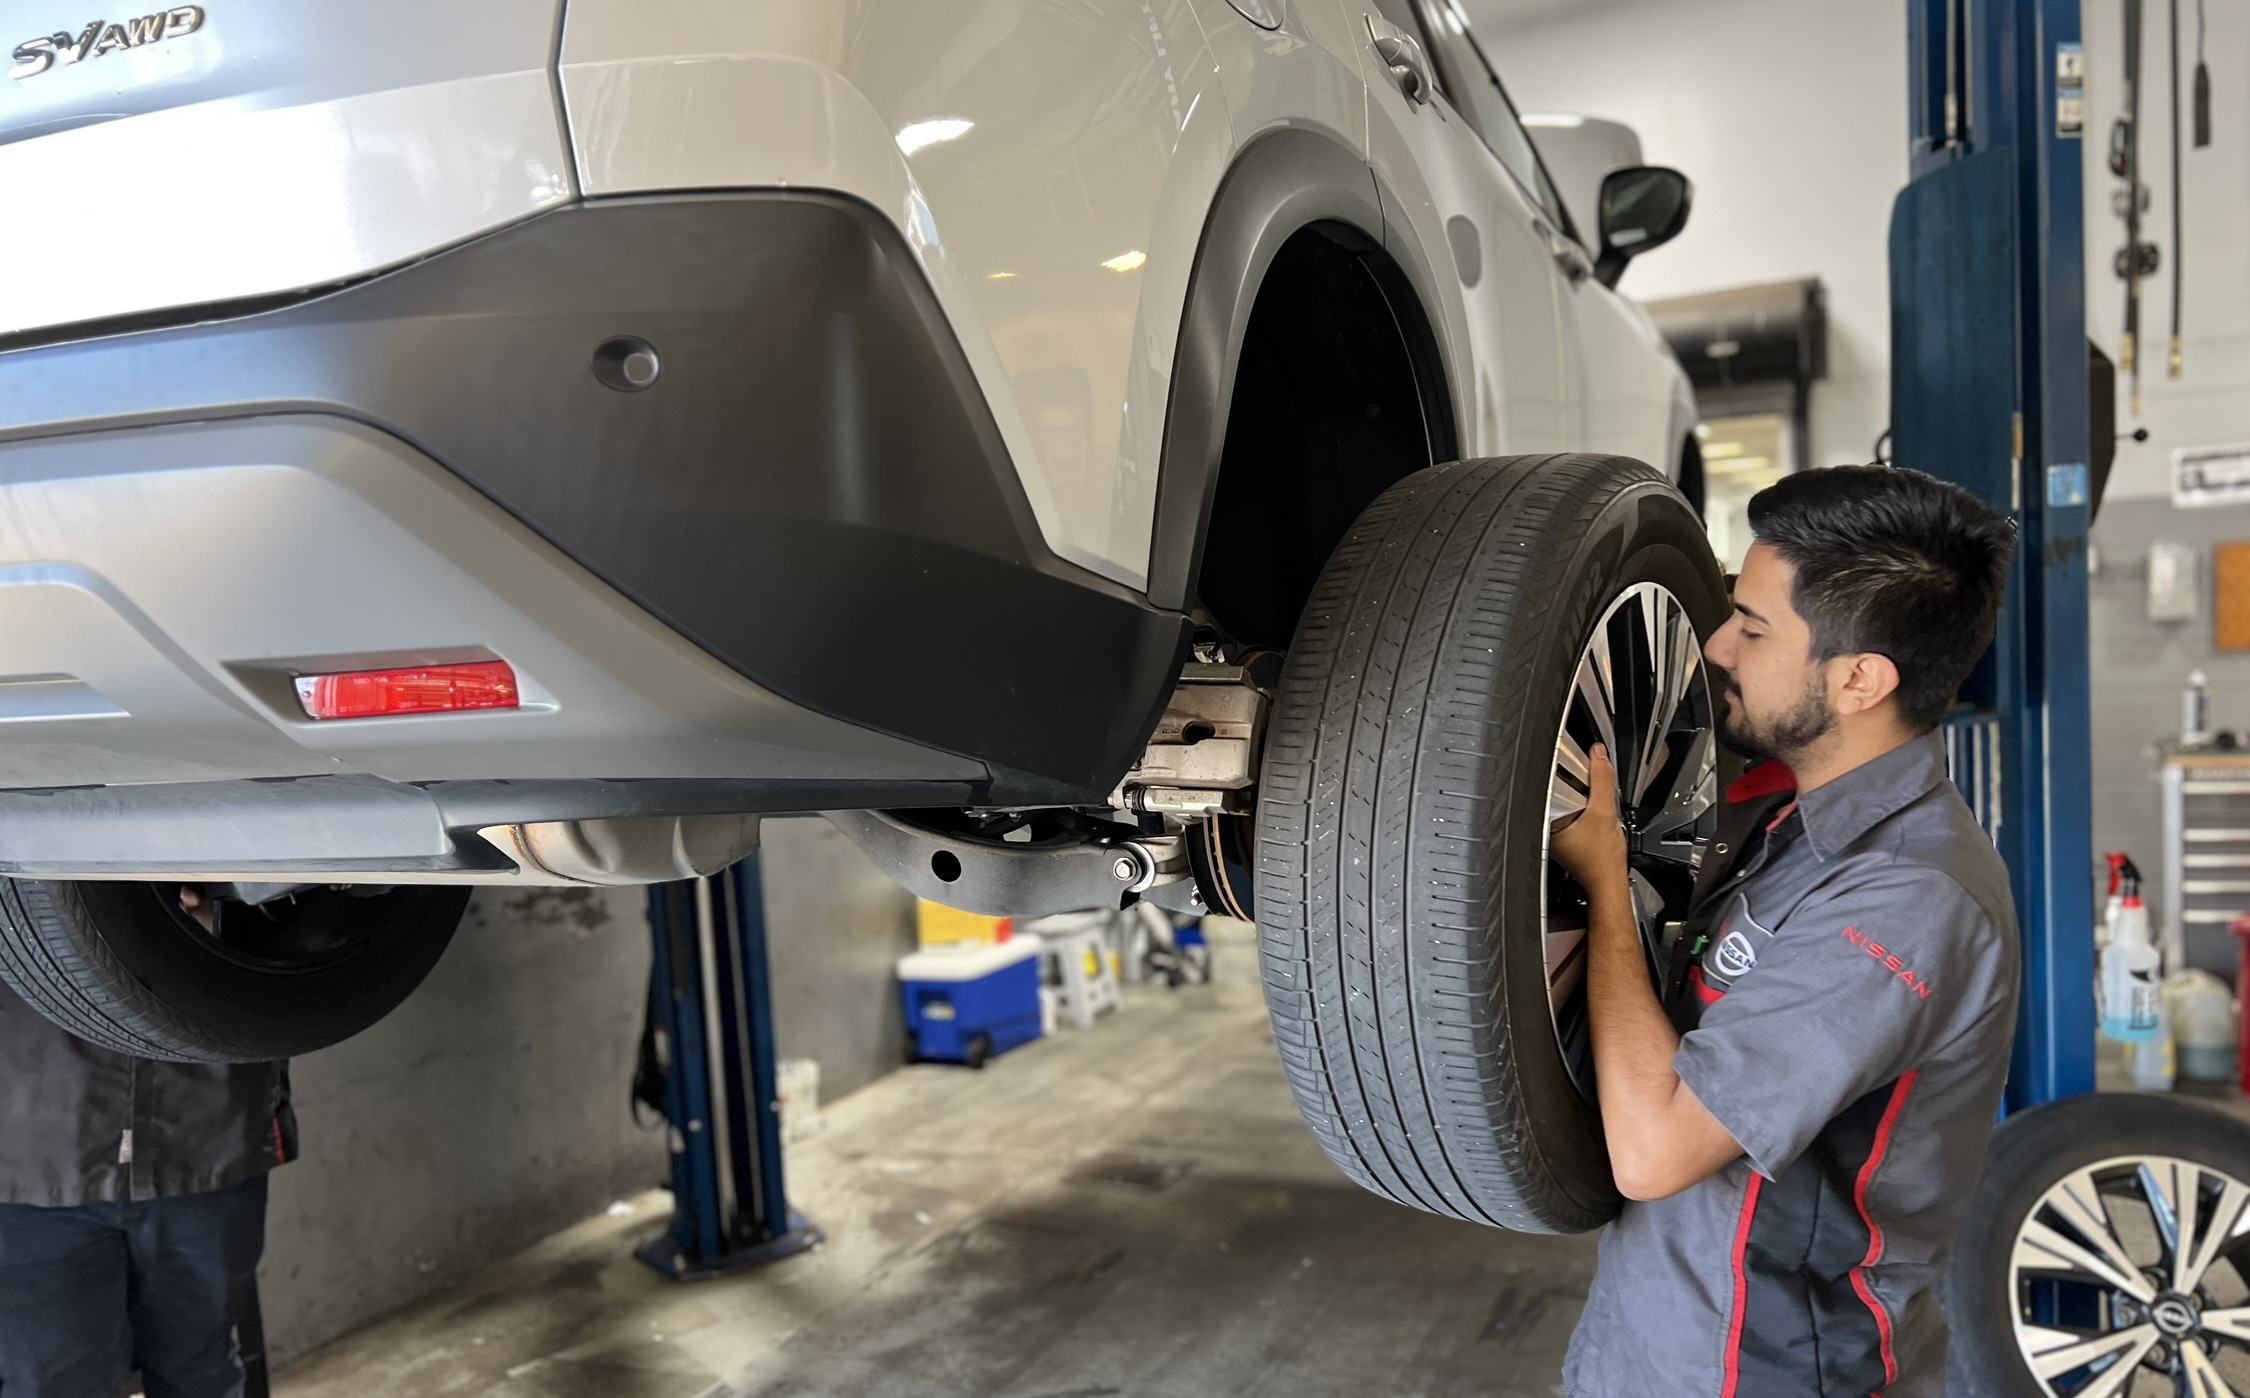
{"left": 896, "top": 118, "right": 974, "bottom": 156}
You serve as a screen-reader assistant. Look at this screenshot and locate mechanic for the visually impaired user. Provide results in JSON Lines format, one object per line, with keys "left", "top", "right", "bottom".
{"left": 1552, "top": 465, "right": 2019, "bottom": 1397}
{"left": 0, "top": 914, "right": 294, "bottom": 1398}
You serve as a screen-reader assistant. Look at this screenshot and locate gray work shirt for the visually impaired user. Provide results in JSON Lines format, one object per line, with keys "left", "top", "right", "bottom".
{"left": 1563, "top": 733, "right": 2019, "bottom": 1398}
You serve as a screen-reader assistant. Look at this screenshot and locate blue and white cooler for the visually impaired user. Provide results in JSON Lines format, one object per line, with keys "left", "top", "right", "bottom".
{"left": 897, "top": 939, "right": 1043, "bottom": 1067}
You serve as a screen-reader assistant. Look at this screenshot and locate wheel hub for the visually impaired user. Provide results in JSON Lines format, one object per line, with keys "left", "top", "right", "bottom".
{"left": 2150, "top": 1292, "right": 2200, "bottom": 1337}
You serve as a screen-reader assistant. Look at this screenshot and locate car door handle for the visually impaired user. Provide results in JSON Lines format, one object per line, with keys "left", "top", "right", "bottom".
{"left": 1365, "top": 14, "right": 1432, "bottom": 105}
{"left": 1534, "top": 219, "right": 1592, "bottom": 284}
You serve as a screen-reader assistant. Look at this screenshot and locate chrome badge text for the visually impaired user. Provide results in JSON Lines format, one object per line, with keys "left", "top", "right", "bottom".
{"left": 11, "top": 7, "right": 205, "bottom": 80}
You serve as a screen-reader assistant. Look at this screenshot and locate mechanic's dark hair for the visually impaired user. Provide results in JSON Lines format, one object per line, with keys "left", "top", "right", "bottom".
{"left": 1747, "top": 465, "right": 2015, "bottom": 732}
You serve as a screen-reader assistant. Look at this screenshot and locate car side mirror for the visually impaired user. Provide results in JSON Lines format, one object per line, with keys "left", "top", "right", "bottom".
{"left": 1594, "top": 166, "right": 1692, "bottom": 289}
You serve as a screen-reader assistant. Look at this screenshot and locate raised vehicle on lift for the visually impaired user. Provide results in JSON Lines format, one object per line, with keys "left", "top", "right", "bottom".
{"left": 0, "top": 0, "right": 1709, "bottom": 1234}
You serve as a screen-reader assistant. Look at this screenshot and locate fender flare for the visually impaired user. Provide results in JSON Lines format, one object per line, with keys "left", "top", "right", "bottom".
{"left": 1146, "top": 129, "right": 1455, "bottom": 612}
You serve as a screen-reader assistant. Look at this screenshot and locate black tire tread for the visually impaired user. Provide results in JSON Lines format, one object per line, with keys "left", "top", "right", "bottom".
{"left": 0, "top": 877, "right": 197, "bottom": 1058}
{"left": 1259, "top": 453, "right": 1692, "bottom": 1233}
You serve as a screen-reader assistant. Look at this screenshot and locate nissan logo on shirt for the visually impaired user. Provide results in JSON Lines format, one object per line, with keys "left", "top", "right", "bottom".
{"left": 1713, "top": 929, "right": 1759, "bottom": 979}
{"left": 1702, "top": 892, "right": 1778, "bottom": 995}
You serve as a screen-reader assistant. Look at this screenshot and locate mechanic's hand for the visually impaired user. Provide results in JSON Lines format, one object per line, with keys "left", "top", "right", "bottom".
{"left": 1549, "top": 743, "right": 1628, "bottom": 890}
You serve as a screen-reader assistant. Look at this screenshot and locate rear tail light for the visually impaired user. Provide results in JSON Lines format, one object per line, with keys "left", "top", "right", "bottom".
{"left": 294, "top": 660, "right": 520, "bottom": 720}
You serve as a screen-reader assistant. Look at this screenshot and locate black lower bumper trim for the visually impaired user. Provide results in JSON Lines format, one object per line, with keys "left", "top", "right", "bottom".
{"left": 1, "top": 194, "right": 1188, "bottom": 800}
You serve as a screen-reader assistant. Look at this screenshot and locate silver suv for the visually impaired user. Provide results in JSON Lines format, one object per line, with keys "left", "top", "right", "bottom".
{"left": 1, "top": 0, "right": 1713, "bottom": 1234}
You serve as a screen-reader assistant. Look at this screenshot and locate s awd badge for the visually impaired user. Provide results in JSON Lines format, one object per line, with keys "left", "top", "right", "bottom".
{"left": 11, "top": 7, "right": 204, "bottom": 80}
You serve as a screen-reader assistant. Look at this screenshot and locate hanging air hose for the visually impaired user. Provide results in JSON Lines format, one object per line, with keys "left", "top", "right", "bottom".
{"left": 2194, "top": 0, "right": 2211, "bottom": 148}
{"left": 2169, "top": 0, "right": 2184, "bottom": 379}
{"left": 2111, "top": 0, "right": 2160, "bottom": 416}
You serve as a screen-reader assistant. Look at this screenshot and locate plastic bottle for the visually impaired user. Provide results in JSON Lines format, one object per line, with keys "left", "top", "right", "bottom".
{"left": 2165, "top": 969, "right": 2238, "bottom": 1082}
{"left": 2099, "top": 852, "right": 2131, "bottom": 950}
{"left": 2101, "top": 871, "right": 2164, "bottom": 1043}
{"left": 2185, "top": 670, "right": 2213, "bottom": 748}
{"left": 2130, "top": 998, "right": 2177, "bottom": 1090}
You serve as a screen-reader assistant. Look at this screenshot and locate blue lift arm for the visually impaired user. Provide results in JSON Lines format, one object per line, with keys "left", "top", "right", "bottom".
{"left": 1895, "top": 0, "right": 2095, "bottom": 1108}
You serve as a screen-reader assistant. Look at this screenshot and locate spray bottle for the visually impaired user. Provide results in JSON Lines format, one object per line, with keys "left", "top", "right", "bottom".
{"left": 2100, "top": 852, "right": 2132, "bottom": 950}
{"left": 2100, "top": 866, "right": 2164, "bottom": 1043}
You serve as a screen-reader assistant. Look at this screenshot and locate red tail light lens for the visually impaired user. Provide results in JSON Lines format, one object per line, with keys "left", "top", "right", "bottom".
{"left": 294, "top": 660, "right": 520, "bottom": 720}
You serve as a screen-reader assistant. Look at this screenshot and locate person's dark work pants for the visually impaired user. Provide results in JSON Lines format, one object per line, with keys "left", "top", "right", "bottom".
{"left": 0, "top": 1174, "right": 269, "bottom": 1398}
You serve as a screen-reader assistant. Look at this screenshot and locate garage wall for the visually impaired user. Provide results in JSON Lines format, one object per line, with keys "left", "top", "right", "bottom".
{"left": 261, "top": 885, "right": 662, "bottom": 1368}
{"left": 2080, "top": 0, "right": 2250, "bottom": 502}
{"left": 2075, "top": 0, "right": 2250, "bottom": 924}
{"left": 261, "top": 819, "right": 918, "bottom": 1367}
{"left": 2090, "top": 501, "right": 2250, "bottom": 972}
{"left": 1465, "top": 0, "right": 1908, "bottom": 471}
{"left": 763, "top": 817, "right": 921, "bottom": 1102}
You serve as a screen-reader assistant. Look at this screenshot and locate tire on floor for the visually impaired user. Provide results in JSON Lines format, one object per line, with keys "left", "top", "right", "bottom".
{"left": 1948, "top": 1092, "right": 2250, "bottom": 1396}
{"left": 1255, "top": 454, "right": 1727, "bottom": 1234}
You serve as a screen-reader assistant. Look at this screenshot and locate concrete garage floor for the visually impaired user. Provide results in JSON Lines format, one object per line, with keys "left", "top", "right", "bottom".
{"left": 272, "top": 919, "right": 1595, "bottom": 1398}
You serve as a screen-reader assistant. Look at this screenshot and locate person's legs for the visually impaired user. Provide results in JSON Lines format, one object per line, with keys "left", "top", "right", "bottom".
{"left": 123, "top": 1175, "right": 270, "bottom": 1398}
{"left": 0, "top": 1199, "right": 134, "bottom": 1398}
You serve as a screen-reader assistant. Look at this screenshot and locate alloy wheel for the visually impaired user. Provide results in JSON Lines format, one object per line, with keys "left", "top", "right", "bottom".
{"left": 1541, "top": 581, "right": 1719, "bottom": 1098}
{"left": 2011, "top": 1153, "right": 2250, "bottom": 1396}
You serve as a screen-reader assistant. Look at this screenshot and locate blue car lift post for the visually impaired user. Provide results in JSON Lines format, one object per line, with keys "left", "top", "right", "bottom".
{"left": 1894, "top": 0, "right": 2096, "bottom": 1110}
{"left": 637, "top": 849, "right": 822, "bottom": 1280}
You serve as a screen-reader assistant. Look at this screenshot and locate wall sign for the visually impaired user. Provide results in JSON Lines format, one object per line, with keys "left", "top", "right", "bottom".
{"left": 2174, "top": 444, "right": 2250, "bottom": 509}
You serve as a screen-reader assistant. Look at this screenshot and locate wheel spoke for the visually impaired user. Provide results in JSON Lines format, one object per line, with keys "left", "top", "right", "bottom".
{"left": 2017, "top": 1215, "right": 2161, "bottom": 1302}
{"left": 2183, "top": 1337, "right": 2239, "bottom": 1398}
{"left": 2143, "top": 1159, "right": 2193, "bottom": 1264}
{"left": 1556, "top": 729, "right": 1592, "bottom": 787}
{"left": 2020, "top": 1322, "right": 2161, "bottom": 1387}
{"left": 1574, "top": 650, "right": 1619, "bottom": 759}
{"left": 1551, "top": 730, "right": 1592, "bottom": 829}
{"left": 1639, "top": 728, "right": 1717, "bottom": 844}
{"left": 1546, "top": 924, "right": 1587, "bottom": 1000}
{"left": 1633, "top": 594, "right": 1690, "bottom": 808}
{"left": 2180, "top": 1179, "right": 2250, "bottom": 1296}
{"left": 2205, "top": 1307, "right": 2250, "bottom": 1343}
{"left": 2047, "top": 1168, "right": 2156, "bottom": 1295}
{"left": 1548, "top": 778, "right": 1588, "bottom": 829}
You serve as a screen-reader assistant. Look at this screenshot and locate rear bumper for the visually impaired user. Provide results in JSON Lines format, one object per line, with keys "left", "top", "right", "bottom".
{"left": 0, "top": 192, "right": 1190, "bottom": 876}
{"left": 0, "top": 192, "right": 1187, "bottom": 806}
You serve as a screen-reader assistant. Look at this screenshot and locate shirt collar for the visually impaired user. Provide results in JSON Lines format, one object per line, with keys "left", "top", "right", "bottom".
{"left": 1792, "top": 732, "right": 1949, "bottom": 861}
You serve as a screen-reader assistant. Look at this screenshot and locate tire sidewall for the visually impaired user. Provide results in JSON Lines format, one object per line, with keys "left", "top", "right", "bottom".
{"left": 68, "top": 881, "right": 468, "bottom": 1059}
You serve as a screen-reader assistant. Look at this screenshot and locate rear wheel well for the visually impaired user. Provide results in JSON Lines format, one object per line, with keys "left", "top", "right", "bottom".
{"left": 1196, "top": 225, "right": 1453, "bottom": 651}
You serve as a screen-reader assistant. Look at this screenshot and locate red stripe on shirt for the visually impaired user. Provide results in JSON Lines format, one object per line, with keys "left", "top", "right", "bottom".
{"left": 272, "top": 1117, "right": 287, "bottom": 1165}
{"left": 1850, "top": 1071, "right": 1920, "bottom": 1386}
{"left": 1690, "top": 964, "right": 1725, "bottom": 1005}
{"left": 1720, "top": 1172, "right": 1765, "bottom": 1398}
{"left": 1725, "top": 760, "right": 1797, "bottom": 803}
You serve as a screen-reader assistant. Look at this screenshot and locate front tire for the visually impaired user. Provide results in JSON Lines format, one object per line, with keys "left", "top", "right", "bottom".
{"left": 1255, "top": 454, "right": 1727, "bottom": 1233}
{"left": 0, "top": 879, "right": 468, "bottom": 1061}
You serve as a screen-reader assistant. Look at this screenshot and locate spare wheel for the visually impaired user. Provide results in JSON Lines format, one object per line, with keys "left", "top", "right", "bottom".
{"left": 1256, "top": 453, "right": 1728, "bottom": 1233}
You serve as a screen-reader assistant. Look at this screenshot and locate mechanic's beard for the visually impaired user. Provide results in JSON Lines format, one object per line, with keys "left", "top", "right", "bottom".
{"left": 1718, "top": 669, "right": 1838, "bottom": 766}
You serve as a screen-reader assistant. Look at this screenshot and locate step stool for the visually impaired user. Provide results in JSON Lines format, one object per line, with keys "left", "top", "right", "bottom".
{"left": 1028, "top": 913, "right": 1122, "bottom": 1030}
